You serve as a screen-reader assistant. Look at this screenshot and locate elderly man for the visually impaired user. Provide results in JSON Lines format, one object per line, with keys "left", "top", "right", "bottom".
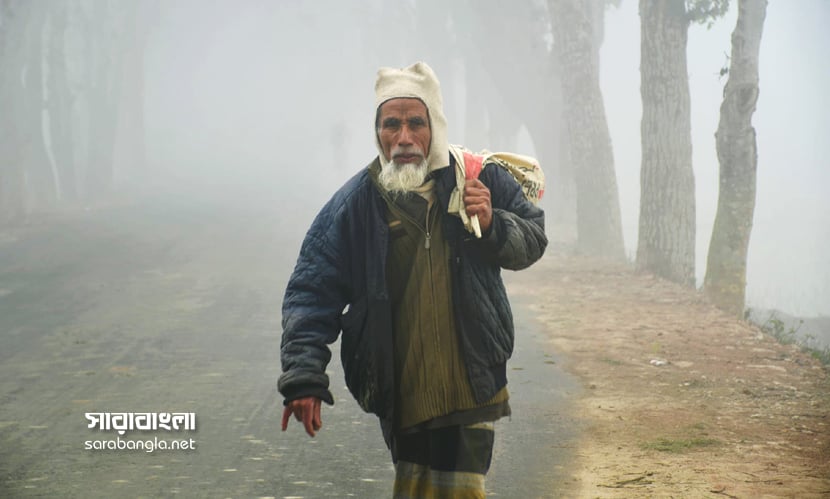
{"left": 278, "top": 62, "right": 547, "bottom": 497}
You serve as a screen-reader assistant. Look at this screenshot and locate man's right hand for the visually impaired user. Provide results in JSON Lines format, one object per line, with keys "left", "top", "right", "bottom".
{"left": 281, "top": 396, "right": 322, "bottom": 437}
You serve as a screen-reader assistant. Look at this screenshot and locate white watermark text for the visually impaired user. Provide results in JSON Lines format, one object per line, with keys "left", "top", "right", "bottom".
{"left": 85, "top": 436, "right": 196, "bottom": 453}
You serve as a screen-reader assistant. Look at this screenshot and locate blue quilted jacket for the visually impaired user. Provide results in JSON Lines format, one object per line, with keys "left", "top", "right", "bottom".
{"left": 278, "top": 156, "right": 547, "bottom": 432}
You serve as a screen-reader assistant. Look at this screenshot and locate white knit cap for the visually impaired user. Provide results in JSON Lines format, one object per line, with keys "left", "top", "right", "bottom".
{"left": 374, "top": 62, "right": 449, "bottom": 172}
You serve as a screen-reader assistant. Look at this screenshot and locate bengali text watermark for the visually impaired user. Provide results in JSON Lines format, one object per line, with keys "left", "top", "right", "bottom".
{"left": 84, "top": 412, "right": 197, "bottom": 452}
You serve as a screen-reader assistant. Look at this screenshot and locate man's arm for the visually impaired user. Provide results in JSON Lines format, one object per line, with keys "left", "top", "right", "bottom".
{"left": 278, "top": 202, "right": 352, "bottom": 434}
{"left": 466, "top": 164, "right": 547, "bottom": 270}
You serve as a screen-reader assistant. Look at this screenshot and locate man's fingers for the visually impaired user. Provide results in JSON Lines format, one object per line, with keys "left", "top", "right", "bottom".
{"left": 465, "top": 200, "right": 486, "bottom": 214}
{"left": 313, "top": 399, "right": 322, "bottom": 431}
{"left": 464, "top": 178, "right": 487, "bottom": 190}
{"left": 463, "top": 181, "right": 493, "bottom": 232}
{"left": 281, "top": 397, "right": 322, "bottom": 437}
{"left": 465, "top": 201, "right": 491, "bottom": 223}
{"left": 464, "top": 191, "right": 488, "bottom": 206}
{"left": 464, "top": 180, "right": 490, "bottom": 197}
{"left": 302, "top": 406, "right": 316, "bottom": 437}
{"left": 464, "top": 180, "right": 491, "bottom": 216}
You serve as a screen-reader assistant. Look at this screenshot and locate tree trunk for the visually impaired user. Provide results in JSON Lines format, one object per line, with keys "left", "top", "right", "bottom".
{"left": 22, "top": 2, "right": 58, "bottom": 211}
{"left": 0, "top": 1, "right": 27, "bottom": 224}
{"left": 539, "top": 41, "right": 574, "bottom": 233}
{"left": 550, "top": 0, "right": 625, "bottom": 260}
{"left": 528, "top": 107, "right": 575, "bottom": 234}
{"left": 704, "top": 0, "right": 767, "bottom": 316}
{"left": 47, "top": 1, "right": 77, "bottom": 203}
{"left": 113, "top": 0, "right": 154, "bottom": 187}
{"left": 83, "top": 0, "right": 123, "bottom": 200}
{"left": 0, "top": 2, "right": 53, "bottom": 222}
{"left": 636, "top": 0, "right": 696, "bottom": 286}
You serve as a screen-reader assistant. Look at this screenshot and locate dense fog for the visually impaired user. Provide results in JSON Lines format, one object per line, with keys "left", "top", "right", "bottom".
{"left": 4, "top": 0, "right": 829, "bottom": 316}
{"left": 1, "top": 2, "right": 828, "bottom": 496}
{"left": 138, "top": 1, "right": 829, "bottom": 318}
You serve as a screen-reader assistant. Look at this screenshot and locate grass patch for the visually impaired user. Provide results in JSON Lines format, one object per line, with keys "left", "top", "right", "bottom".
{"left": 748, "top": 310, "right": 830, "bottom": 366}
{"left": 640, "top": 437, "right": 721, "bottom": 453}
{"left": 810, "top": 348, "right": 830, "bottom": 365}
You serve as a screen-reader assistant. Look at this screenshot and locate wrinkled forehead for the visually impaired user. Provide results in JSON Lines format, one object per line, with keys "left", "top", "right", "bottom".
{"left": 376, "top": 97, "right": 429, "bottom": 124}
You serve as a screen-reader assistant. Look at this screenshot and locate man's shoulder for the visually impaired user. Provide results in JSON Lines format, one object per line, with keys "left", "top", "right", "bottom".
{"left": 478, "top": 158, "right": 517, "bottom": 191}
{"left": 322, "top": 160, "right": 379, "bottom": 216}
{"left": 337, "top": 165, "right": 372, "bottom": 195}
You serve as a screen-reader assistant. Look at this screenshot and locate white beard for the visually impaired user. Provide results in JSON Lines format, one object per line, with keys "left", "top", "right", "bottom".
{"left": 378, "top": 157, "right": 429, "bottom": 195}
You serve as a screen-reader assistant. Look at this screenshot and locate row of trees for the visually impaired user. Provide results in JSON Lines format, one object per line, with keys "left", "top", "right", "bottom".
{"left": 0, "top": 0, "right": 767, "bottom": 315}
{"left": 635, "top": 0, "right": 766, "bottom": 316}
{"left": 411, "top": 0, "right": 765, "bottom": 315}
{"left": 372, "top": 0, "right": 767, "bottom": 316}
{"left": 548, "top": 0, "right": 765, "bottom": 316}
{"left": 0, "top": 0, "right": 154, "bottom": 223}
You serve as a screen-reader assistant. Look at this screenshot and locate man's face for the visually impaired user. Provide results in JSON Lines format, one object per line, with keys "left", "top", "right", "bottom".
{"left": 377, "top": 98, "right": 431, "bottom": 165}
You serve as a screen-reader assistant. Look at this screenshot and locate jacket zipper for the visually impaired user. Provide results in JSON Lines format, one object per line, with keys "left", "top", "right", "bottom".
{"left": 424, "top": 204, "right": 442, "bottom": 368}
{"left": 390, "top": 200, "right": 433, "bottom": 250}
{"left": 394, "top": 201, "right": 442, "bottom": 337}
{"left": 423, "top": 203, "right": 432, "bottom": 250}
{"left": 386, "top": 199, "right": 443, "bottom": 377}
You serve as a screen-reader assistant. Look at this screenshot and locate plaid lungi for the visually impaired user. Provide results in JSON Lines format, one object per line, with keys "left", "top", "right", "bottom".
{"left": 392, "top": 422, "right": 495, "bottom": 499}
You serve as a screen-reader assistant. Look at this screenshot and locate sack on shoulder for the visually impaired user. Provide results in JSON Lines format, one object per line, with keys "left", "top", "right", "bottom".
{"left": 447, "top": 144, "right": 545, "bottom": 238}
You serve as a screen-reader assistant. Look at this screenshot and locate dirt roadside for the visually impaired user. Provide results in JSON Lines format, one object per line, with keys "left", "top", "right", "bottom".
{"left": 507, "top": 254, "right": 830, "bottom": 498}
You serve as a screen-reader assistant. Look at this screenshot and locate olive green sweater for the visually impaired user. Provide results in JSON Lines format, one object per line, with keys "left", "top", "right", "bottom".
{"left": 380, "top": 183, "right": 508, "bottom": 429}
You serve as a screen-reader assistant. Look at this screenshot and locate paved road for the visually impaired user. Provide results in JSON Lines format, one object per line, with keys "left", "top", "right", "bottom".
{"left": 0, "top": 200, "right": 580, "bottom": 498}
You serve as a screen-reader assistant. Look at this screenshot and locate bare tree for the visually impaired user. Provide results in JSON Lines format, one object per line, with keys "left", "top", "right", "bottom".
{"left": 636, "top": 0, "right": 728, "bottom": 286}
{"left": 1, "top": 0, "right": 143, "bottom": 219}
{"left": 46, "top": 1, "right": 76, "bottom": 203}
{"left": 0, "top": 1, "right": 56, "bottom": 222}
{"left": 82, "top": 0, "right": 125, "bottom": 199}
{"left": 0, "top": 1, "right": 28, "bottom": 223}
{"left": 26, "top": 4, "right": 59, "bottom": 210}
{"left": 550, "top": 0, "right": 624, "bottom": 259}
{"left": 112, "top": 0, "right": 157, "bottom": 187}
{"left": 704, "top": 0, "right": 767, "bottom": 316}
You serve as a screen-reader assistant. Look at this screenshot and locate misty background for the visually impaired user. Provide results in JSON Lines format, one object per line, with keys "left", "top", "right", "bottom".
{"left": 3, "top": 1, "right": 829, "bottom": 321}
{"left": 1, "top": 1, "right": 828, "bottom": 496}
{"left": 154, "top": 1, "right": 828, "bottom": 320}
